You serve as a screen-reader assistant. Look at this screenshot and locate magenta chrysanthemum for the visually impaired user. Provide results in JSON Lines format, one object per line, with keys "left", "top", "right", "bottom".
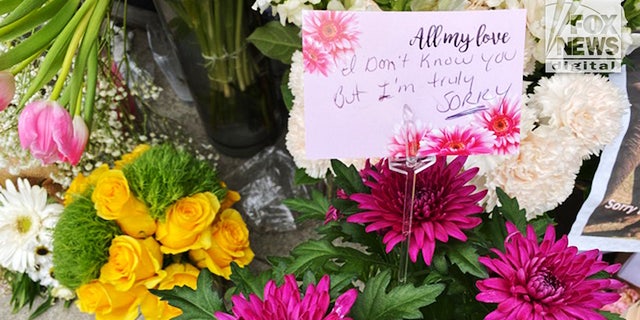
{"left": 476, "top": 222, "right": 623, "bottom": 320}
{"left": 475, "top": 98, "right": 521, "bottom": 154}
{"left": 347, "top": 157, "right": 486, "bottom": 265}
{"left": 303, "top": 11, "right": 359, "bottom": 61}
{"left": 215, "top": 274, "right": 358, "bottom": 320}
{"left": 423, "top": 125, "right": 495, "bottom": 156}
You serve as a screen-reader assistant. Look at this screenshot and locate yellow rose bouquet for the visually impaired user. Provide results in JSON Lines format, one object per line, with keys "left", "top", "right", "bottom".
{"left": 52, "top": 143, "right": 254, "bottom": 320}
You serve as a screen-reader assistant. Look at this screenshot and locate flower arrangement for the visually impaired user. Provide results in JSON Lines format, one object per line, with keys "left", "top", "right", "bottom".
{"left": 0, "top": 9, "right": 172, "bottom": 190}
{"left": 0, "top": 178, "right": 74, "bottom": 316}
{"left": 250, "top": 0, "right": 637, "bottom": 217}
{"left": 153, "top": 157, "right": 627, "bottom": 319}
{"left": 133, "top": 1, "right": 640, "bottom": 320}
{"left": 52, "top": 143, "right": 254, "bottom": 319}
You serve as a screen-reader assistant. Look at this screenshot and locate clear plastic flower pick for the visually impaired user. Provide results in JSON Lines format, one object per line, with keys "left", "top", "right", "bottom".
{"left": 389, "top": 104, "right": 436, "bottom": 283}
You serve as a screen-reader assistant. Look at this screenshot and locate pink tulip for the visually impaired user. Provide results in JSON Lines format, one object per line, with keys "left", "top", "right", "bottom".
{"left": 68, "top": 115, "right": 89, "bottom": 165}
{"left": 18, "top": 100, "right": 88, "bottom": 165}
{"left": 0, "top": 71, "right": 16, "bottom": 111}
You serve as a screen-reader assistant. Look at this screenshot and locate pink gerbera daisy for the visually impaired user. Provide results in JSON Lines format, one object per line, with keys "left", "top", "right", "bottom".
{"left": 347, "top": 157, "right": 486, "bottom": 266}
{"left": 476, "top": 222, "right": 623, "bottom": 320}
{"left": 387, "top": 121, "right": 430, "bottom": 159}
{"left": 303, "top": 37, "right": 332, "bottom": 76}
{"left": 476, "top": 98, "right": 521, "bottom": 154}
{"left": 422, "top": 125, "right": 495, "bottom": 156}
{"left": 303, "top": 11, "right": 359, "bottom": 61}
{"left": 215, "top": 274, "right": 358, "bottom": 320}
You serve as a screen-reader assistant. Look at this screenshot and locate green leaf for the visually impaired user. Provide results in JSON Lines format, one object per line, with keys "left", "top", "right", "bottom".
{"left": 529, "top": 213, "right": 555, "bottom": 239}
{"left": 28, "top": 294, "right": 54, "bottom": 320}
{"left": 495, "top": 188, "right": 527, "bottom": 233}
{"left": 280, "top": 70, "right": 294, "bottom": 111}
{"left": 7, "top": 271, "right": 40, "bottom": 313}
{"left": 285, "top": 239, "right": 380, "bottom": 276}
{"left": 284, "top": 189, "right": 330, "bottom": 222}
{"left": 475, "top": 211, "right": 507, "bottom": 251}
{"left": 294, "top": 167, "right": 323, "bottom": 185}
{"left": 150, "top": 269, "right": 224, "bottom": 320}
{"left": 228, "top": 263, "right": 272, "bottom": 299}
{"left": 599, "top": 310, "right": 625, "bottom": 320}
{"left": 331, "top": 159, "right": 368, "bottom": 195}
{"left": 445, "top": 242, "right": 489, "bottom": 278}
{"left": 247, "top": 21, "right": 301, "bottom": 64}
{"left": 0, "top": 0, "right": 47, "bottom": 28}
{"left": 351, "top": 270, "right": 445, "bottom": 320}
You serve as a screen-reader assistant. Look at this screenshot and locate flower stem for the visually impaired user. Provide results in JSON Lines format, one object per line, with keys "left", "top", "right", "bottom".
{"left": 50, "top": 0, "right": 96, "bottom": 101}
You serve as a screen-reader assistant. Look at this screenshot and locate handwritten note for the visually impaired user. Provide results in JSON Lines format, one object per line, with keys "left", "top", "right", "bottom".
{"left": 302, "top": 9, "right": 526, "bottom": 159}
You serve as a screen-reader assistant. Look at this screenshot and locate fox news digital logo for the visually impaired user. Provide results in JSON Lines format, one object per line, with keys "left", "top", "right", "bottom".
{"left": 545, "top": 0, "right": 623, "bottom": 73}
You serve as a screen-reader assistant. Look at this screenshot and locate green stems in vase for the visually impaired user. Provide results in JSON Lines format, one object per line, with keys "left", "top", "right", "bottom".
{"left": 167, "top": 0, "right": 257, "bottom": 98}
{"left": 157, "top": 0, "right": 285, "bottom": 157}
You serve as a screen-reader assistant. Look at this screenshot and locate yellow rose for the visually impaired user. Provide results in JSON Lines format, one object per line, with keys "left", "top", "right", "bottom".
{"left": 92, "top": 169, "right": 131, "bottom": 220}
{"left": 139, "top": 287, "right": 183, "bottom": 320}
{"left": 189, "top": 209, "right": 254, "bottom": 279}
{"left": 219, "top": 187, "right": 241, "bottom": 212}
{"left": 157, "top": 263, "right": 200, "bottom": 290}
{"left": 75, "top": 280, "right": 140, "bottom": 320}
{"left": 156, "top": 192, "right": 219, "bottom": 254}
{"left": 116, "top": 197, "right": 156, "bottom": 238}
{"left": 114, "top": 144, "right": 151, "bottom": 169}
{"left": 64, "top": 164, "right": 109, "bottom": 206}
{"left": 99, "top": 236, "right": 165, "bottom": 291}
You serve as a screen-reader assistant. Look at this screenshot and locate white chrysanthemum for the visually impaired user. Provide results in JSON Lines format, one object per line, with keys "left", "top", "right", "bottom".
{"left": 0, "top": 179, "right": 63, "bottom": 273}
{"left": 286, "top": 99, "right": 333, "bottom": 178}
{"left": 530, "top": 73, "right": 628, "bottom": 157}
{"left": 522, "top": 31, "right": 537, "bottom": 75}
{"left": 482, "top": 126, "right": 583, "bottom": 219}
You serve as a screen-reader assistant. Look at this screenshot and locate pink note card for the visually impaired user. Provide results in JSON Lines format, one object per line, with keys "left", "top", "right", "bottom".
{"left": 302, "top": 9, "right": 526, "bottom": 159}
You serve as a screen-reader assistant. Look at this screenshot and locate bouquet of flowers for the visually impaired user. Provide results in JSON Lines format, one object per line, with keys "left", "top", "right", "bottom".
{"left": 144, "top": 1, "right": 639, "bottom": 320}
{"left": 0, "top": 178, "right": 74, "bottom": 317}
{"left": 52, "top": 143, "right": 254, "bottom": 319}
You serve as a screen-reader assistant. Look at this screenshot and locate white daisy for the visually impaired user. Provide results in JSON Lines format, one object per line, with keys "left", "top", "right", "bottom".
{"left": 0, "top": 178, "right": 63, "bottom": 273}
{"left": 26, "top": 231, "right": 58, "bottom": 287}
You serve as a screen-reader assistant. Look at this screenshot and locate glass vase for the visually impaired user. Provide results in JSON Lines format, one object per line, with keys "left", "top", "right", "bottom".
{"left": 154, "top": 0, "right": 286, "bottom": 158}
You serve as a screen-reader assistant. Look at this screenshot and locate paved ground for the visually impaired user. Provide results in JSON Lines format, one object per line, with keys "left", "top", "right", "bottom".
{"left": 0, "top": 20, "right": 318, "bottom": 319}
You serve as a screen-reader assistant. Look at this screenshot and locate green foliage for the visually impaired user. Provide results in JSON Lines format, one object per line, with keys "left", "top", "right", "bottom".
{"left": 285, "top": 239, "right": 388, "bottom": 277}
{"left": 228, "top": 263, "right": 273, "bottom": 299}
{"left": 283, "top": 189, "right": 329, "bottom": 222}
{"left": 494, "top": 188, "right": 527, "bottom": 233}
{"left": 280, "top": 70, "right": 294, "bottom": 111}
{"left": 350, "top": 270, "right": 445, "bottom": 320}
{"left": 294, "top": 167, "right": 323, "bottom": 185}
{"left": 28, "top": 294, "right": 55, "bottom": 320}
{"left": 331, "top": 159, "right": 369, "bottom": 195}
{"left": 5, "top": 271, "right": 41, "bottom": 313}
{"left": 444, "top": 242, "right": 488, "bottom": 278}
{"left": 52, "top": 195, "right": 121, "bottom": 289}
{"left": 122, "top": 144, "right": 226, "bottom": 221}
{"left": 247, "top": 21, "right": 302, "bottom": 64}
{"left": 599, "top": 310, "right": 625, "bottom": 320}
{"left": 151, "top": 269, "right": 224, "bottom": 320}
